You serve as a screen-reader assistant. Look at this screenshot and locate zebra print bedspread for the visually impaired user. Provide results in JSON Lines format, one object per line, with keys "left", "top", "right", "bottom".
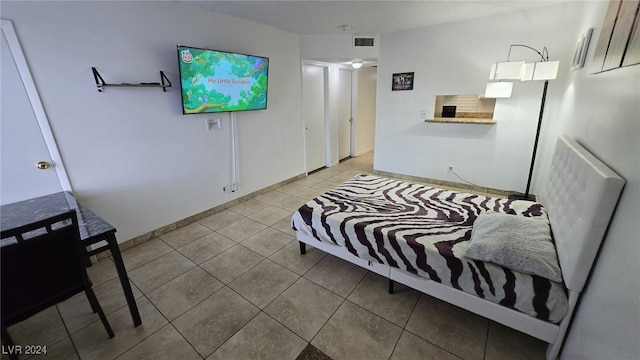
{"left": 291, "top": 174, "right": 568, "bottom": 323}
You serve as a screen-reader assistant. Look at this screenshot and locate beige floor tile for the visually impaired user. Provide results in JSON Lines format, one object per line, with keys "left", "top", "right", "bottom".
{"left": 120, "top": 238, "right": 173, "bottom": 270}
{"left": 312, "top": 301, "right": 402, "bottom": 360}
{"left": 307, "top": 170, "right": 333, "bottom": 180}
{"left": 255, "top": 189, "right": 291, "bottom": 204}
{"left": 310, "top": 181, "right": 338, "bottom": 192}
{"left": 86, "top": 258, "right": 118, "bottom": 287}
{"left": 173, "top": 286, "right": 259, "bottom": 358}
{"left": 269, "top": 241, "right": 326, "bottom": 275}
{"left": 406, "top": 295, "right": 488, "bottom": 360}
{"left": 484, "top": 321, "right": 546, "bottom": 360}
{"left": 228, "top": 259, "right": 299, "bottom": 309}
{"left": 216, "top": 217, "right": 267, "bottom": 242}
{"left": 228, "top": 198, "right": 269, "bottom": 216}
{"left": 200, "top": 244, "right": 265, "bottom": 284}
{"left": 5, "top": 306, "right": 67, "bottom": 348}
{"left": 347, "top": 272, "right": 420, "bottom": 327}
{"left": 128, "top": 251, "right": 196, "bottom": 293}
{"left": 116, "top": 324, "right": 201, "bottom": 360}
{"left": 159, "top": 222, "right": 213, "bottom": 249}
{"left": 71, "top": 297, "right": 168, "bottom": 360}
{"left": 271, "top": 216, "right": 297, "bottom": 236}
{"left": 241, "top": 227, "right": 294, "bottom": 257}
{"left": 177, "top": 231, "right": 235, "bottom": 264}
{"left": 304, "top": 255, "right": 367, "bottom": 297}
{"left": 274, "top": 195, "right": 309, "bottom": 212}
{"left": 207, "top": 312, "right": 306, "bottom": 360}
{"left": 296, "top": 187, "right": 328, "bottom": 200}
{"left": 41, "top": 337, "right": 80, "bottom": 360}
{"left": 147, "top": 267, "right": 223, "bottom": 321}
{"left": 247, "top": 205, "right": 292, "bottom": 226}
{"left": 265, "top": 277, "right": 344, "bottom": 341}
{"left": 390, "top": 330, "right": 460, "bottom": 360}
{"left": 277, "top": 182, "right": 308, "bottom": 196}
{"left": 197, "top": 209, "right": 244, "bottom": 231}
{"left": 294, "top": 176, "right": 324, "bottom": 187}
{"left": 57, "top": 277, "right": 143, "bottom": 334}
{"left": 326, "top": 172, "right": 359, "bottom": 184}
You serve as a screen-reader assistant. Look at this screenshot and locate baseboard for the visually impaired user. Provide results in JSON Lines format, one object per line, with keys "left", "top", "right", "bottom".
{"left": 372, "top": 169, "right": 516, "bottom": 198}
{"left": 106, "top": 172, "right": 307, "bottom": 257}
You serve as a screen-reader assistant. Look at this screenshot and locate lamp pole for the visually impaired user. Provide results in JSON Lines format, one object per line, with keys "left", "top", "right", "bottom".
{"left": 488, "top": 45, "right": 558, "bottom": 201}
{"left": 521, "top": 80, "right": 549, "bottom": 201}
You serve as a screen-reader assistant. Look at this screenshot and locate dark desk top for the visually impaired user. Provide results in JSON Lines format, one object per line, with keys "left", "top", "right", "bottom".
{"left": 1, "top": 192, "right": 115, "bottom": 244}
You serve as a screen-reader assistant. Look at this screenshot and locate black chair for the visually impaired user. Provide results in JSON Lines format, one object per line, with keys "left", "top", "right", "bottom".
{"left": 1, "top": 210, "right": 114, "bottom": 358}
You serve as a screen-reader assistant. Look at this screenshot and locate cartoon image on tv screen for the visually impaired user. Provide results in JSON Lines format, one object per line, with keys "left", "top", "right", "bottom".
{"left": 178, "top": 46, "right": 268, "bottom": 114}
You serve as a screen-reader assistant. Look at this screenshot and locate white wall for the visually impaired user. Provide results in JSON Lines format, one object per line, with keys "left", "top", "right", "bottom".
{"left": 375, "top": 2, "right": 639, "bottom": 358}
{"left": 354, "top": 66, "right": 376, "bottom": 155}
{"left": 544, "top": 2, "right": 640, "bottom": 359}
{"left": 300, "top": 34, "right": 378, "bottom": 62}
{"left": 375, "top": 4, "right": 580, "bottom": 193}
{"left": 1, "top": 1, "right": 304, "bottom": 242}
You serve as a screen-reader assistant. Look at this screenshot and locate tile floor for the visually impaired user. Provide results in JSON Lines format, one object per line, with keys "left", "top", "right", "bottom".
{"left": 3, "top": 152, "right": 547, "bottom": 360}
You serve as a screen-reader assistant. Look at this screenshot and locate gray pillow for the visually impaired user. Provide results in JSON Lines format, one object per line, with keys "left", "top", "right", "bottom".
{"left": 464, "top": 212, "right": 562, "bottom": 282}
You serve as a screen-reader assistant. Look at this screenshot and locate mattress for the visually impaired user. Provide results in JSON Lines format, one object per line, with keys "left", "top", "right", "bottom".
{"left": 292, "top": 174, "right": 568, "bottom": 323}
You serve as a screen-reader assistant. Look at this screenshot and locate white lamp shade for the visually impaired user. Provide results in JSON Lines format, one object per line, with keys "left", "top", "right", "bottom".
{"left": 489, "top": 61, "right": 524, "bottom": 80}
{"left": 532, "top": 60, "right": 559, "bottom": 80}
{"left": 484, "top": 82, "right": 513, "bottom": 98}
{"left": 521, "top": 63, "right": 536, "bottom": 81}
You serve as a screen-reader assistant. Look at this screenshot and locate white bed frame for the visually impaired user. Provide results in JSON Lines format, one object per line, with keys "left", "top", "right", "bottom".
{"left": 296, "top": 136, "right": 625, "bottom": 360}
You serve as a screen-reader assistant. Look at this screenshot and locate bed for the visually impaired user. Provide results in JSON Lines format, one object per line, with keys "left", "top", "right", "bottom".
{"left": 291, "top": 136, "right": 625, "bottom": 360}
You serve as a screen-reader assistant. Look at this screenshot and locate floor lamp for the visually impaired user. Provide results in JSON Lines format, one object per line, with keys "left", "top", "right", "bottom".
{"left": 484, "top": 45, "right": 560, "bottom": 201}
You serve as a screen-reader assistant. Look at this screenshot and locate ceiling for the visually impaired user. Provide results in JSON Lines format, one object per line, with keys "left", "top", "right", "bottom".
{"left": 178, "top": 0, "right": 557, "bottom": 36}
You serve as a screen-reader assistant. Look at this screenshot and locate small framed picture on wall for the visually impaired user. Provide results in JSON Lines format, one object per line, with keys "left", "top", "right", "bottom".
{"left": 572, "top": 28, "right": 593, "bottom": 71}
{"left": 392, "top": 72, "right": 414, "bottom": 91}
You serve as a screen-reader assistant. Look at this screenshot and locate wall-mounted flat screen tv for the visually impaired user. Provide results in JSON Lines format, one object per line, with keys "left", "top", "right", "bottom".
{"left": 177, "top": 45, "right": 269, "bottom": 114}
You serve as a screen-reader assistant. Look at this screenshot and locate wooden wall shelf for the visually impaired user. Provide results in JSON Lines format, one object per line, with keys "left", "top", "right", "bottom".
{"left": 425, "top": 117, "right": 496, "bottom": 124}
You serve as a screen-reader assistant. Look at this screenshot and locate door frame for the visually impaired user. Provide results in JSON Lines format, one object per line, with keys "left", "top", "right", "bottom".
{"left": 301, "top": 60, "right": 330, "bottom": 173}
{"left": 338, "top": 67, "right": 355, "bottom": 160}
{"left": 1, "top": 19, "right": 72, "bottom": 192}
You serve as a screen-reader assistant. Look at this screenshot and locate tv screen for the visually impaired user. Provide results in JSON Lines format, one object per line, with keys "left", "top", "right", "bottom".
{"left": 177, "top": 46, "right": 269, "bottom": 114}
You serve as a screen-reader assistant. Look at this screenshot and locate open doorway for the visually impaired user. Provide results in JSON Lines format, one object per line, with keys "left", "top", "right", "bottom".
{"left": 302, "top": 61, "right": 377, "bottom": 174}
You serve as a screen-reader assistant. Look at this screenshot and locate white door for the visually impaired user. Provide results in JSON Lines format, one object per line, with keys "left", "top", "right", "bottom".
{"left": 302, "top": 64, "right": 327, "bottom": 172}
{"left": 1, "top": 20, "right": 70, "bottom": 205}
{"left": 338, "top": 68, "right": 353, "bottom": 160}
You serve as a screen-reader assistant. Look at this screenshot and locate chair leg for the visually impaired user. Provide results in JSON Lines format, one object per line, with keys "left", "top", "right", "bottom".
{"left": 84, "top": 288, "right": 114, "bottom": 338}
{"left": 85, "top": 290, "right": 100, "bottom": 314}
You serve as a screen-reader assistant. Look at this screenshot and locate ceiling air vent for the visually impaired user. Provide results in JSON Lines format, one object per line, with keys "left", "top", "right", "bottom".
{"left": 353, "top": 36, "right": 376, "bottom": 48}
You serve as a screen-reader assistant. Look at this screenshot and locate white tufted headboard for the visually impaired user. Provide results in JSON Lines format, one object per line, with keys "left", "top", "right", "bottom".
{"left": 538, "top": 136, "right": 625, "bottom": 293}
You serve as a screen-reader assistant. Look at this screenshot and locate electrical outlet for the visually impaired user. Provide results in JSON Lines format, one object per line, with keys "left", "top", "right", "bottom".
{"left": 448, "top": 165, "right": 454, "bottom": 173}
{"left": 420, "top": 110, "right": 428, "bottom": 119}
{"left": 207, "top": 118, "right": 222, "bottom": 131}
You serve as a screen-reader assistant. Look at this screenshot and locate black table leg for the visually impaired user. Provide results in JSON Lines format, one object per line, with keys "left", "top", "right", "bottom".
{"left": 106, "top": 233, "right": 142, "bottom": 326}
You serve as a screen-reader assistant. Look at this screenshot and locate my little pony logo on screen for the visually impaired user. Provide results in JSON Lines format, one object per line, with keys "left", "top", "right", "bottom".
{"left": 181, "top": 49, "right": 192, "bottom": 63}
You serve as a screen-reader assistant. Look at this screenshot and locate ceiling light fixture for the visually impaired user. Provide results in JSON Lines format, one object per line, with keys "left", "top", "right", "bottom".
{"left": 351, "top": 59, "right": 363, "bottom": 69}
